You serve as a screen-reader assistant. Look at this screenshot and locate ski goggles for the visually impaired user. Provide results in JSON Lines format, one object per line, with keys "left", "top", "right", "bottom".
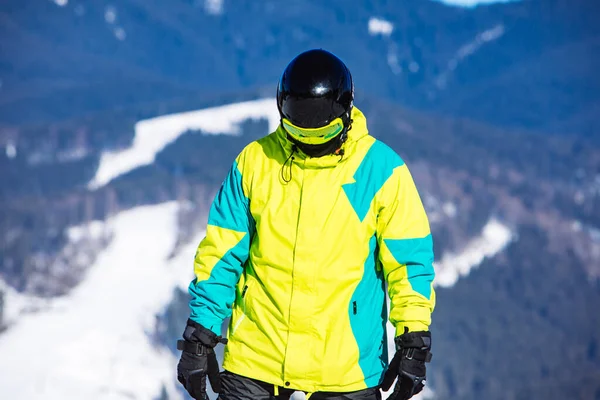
{"left": 281, "top": 117, "right": 345, "bottom": 145}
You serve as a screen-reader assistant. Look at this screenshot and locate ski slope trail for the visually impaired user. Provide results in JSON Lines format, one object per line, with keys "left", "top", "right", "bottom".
{"left": 0, "top": 203, "right": 200, "bottom": 400}
{"left": 90, "top": 98, "right": 280, "bottom": 189}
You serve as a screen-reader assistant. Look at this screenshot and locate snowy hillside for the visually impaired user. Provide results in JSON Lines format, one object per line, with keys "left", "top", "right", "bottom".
{"left": 434, "top": 219, "right": 513, "bottom": 287}
{"left": 90, "top": 99, "right": 280, "bottom": 188}
{"left": 0, "top": 203, "right": 199, "bottom": 399}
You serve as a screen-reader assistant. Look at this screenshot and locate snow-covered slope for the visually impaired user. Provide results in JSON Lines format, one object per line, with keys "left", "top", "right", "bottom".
{"left": 434, "top": 218, "right": 513, "bottom": 287}
{"left": 89, "top": 98, "right": 281, "bottom": 189}
{"left": 0, "top": 202, "right": 201, "bottom": 400}
{"left": 0, "top": 279, "right": 51, "bottom": 328}
{"left": 435, "top": 24, "right": 506, "bottom": 90}
{"left": 433, "top": 0, "right": 518, "bottom": 6}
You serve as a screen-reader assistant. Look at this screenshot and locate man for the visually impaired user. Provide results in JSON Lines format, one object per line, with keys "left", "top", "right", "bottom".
{"left": 177, "top": 49, "right": 435, "bottom": 400}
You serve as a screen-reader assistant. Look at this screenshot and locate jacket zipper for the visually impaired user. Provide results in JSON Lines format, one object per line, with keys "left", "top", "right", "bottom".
{"left": 284, "top": 159, "right": 305, "bottom": 383}
{"left": 353, "top": 301, "right": 357, "bottom": 315}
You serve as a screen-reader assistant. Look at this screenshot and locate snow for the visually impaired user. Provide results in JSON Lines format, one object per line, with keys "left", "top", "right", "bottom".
{"left": 589, "top": 227, "right": 600, "bottom": 243}
{"left": 66, "top": 220, "right": 107, "bottom": 242}
{"left": 5, "top": 143, "right": 16, "bottom": 158}
{"left": 205, "top": 0, "right": 224, "bottom": 15}
{"left": 102, "top": 7, "right": 126, "bottom": 41}
{"left": 89, "top": 98, "right": 280, "bottom": 189}
{"left": 370, "top": 23, "right": 402, "bottom": 75}
{"left": 480, "top": 25, "right": 505, "bottom": 41}
{"left": 56, "top": 147, "right": 87, "bottom": 162}
{"left": 105, "top": 6, "right": 117, "bottom": 24}
{"left": 114, "top": 27, "right": 127, "bottom": 41}
{"left": 456, "top": 25, "right": 505, "bottom": 59}
{"left": 442, "top": 202, "right": 457, "bottom": 218}
{"left": 571, "top": 220, "right": 583, "bottom": 232}
{"left": 434, "top": 218, "right": 514, "bottom": 287}
{"left": 435, "top": 24, "right": 505, "bottom": 89}
{"left": 0, "top": 279, "right": 51, "bottom": 328}
{"left": 434, "top": 0, "right": 518, "bottom": 7}
{"left": 0, "top": 203, "right": 197, "bottom": 400}
{"left": 387, "top": 50, "right": 402, "bottom": 75}
{"left": 574, "top": 190, "right": 585, "bottom": 205}
{"left": 368, "top": 17, "right": 394, "bottom": 37}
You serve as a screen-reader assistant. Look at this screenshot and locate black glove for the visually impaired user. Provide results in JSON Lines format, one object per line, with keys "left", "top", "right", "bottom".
{"left": 381, "top": 328, "right": 432, "bottom": 400}
{"left": 177, "top": 319, "right": 227, "bottom": 400}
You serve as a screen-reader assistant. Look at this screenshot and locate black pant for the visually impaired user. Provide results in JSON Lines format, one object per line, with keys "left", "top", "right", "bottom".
{"left": 218, "top": 371, "right": 382, "bottom": 400}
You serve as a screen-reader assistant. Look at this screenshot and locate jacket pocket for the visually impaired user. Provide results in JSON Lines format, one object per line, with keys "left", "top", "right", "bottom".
{"left": 230, "top": 279, "right": 253, "bottom": 336}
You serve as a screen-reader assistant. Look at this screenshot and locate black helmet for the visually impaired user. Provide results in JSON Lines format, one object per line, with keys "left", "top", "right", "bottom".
{"left": 277, "top": 49, "right": 354, "bottom": 157}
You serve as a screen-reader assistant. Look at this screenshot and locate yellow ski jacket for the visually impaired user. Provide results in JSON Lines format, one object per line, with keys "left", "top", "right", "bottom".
{"left": 188, "top": 106, "right": 435, "bottom": 393}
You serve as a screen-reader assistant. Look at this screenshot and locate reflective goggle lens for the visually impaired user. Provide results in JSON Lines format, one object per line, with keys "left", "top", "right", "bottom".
{"left": 282, "top": 117, "right": 344, "bottom": 145}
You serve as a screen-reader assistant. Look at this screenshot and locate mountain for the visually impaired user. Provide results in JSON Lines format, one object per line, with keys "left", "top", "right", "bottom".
{"left": 0, "top": 0, "right": 599, "bottom": 136}
{"left": 1, "top": 0, "right": 599, "bottom": 399}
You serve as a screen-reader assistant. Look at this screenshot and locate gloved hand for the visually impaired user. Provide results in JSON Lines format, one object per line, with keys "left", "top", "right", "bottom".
{"left": 381, "top": 328, "right": 432, "bottom": 400}
{"left": 177, "top": 319, "right": 228, "bottom": 400}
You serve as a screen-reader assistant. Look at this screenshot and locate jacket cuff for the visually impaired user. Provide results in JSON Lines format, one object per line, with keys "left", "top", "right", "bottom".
{"left": 184, "top": 318, "right": 221, "bottom": 347}
{"left": 189, "top": 314, "right": 222, "bottom": 336}
{"left": 395, "top": 321, "right": 429, "bottom": 336}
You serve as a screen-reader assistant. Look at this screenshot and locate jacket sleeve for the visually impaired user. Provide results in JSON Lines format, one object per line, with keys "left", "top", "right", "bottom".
{"left": 376, "top": 162, "right": 435, "bottom": 335}
{"left": 188, "top": 152, "right": 254, "bottom": 335}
